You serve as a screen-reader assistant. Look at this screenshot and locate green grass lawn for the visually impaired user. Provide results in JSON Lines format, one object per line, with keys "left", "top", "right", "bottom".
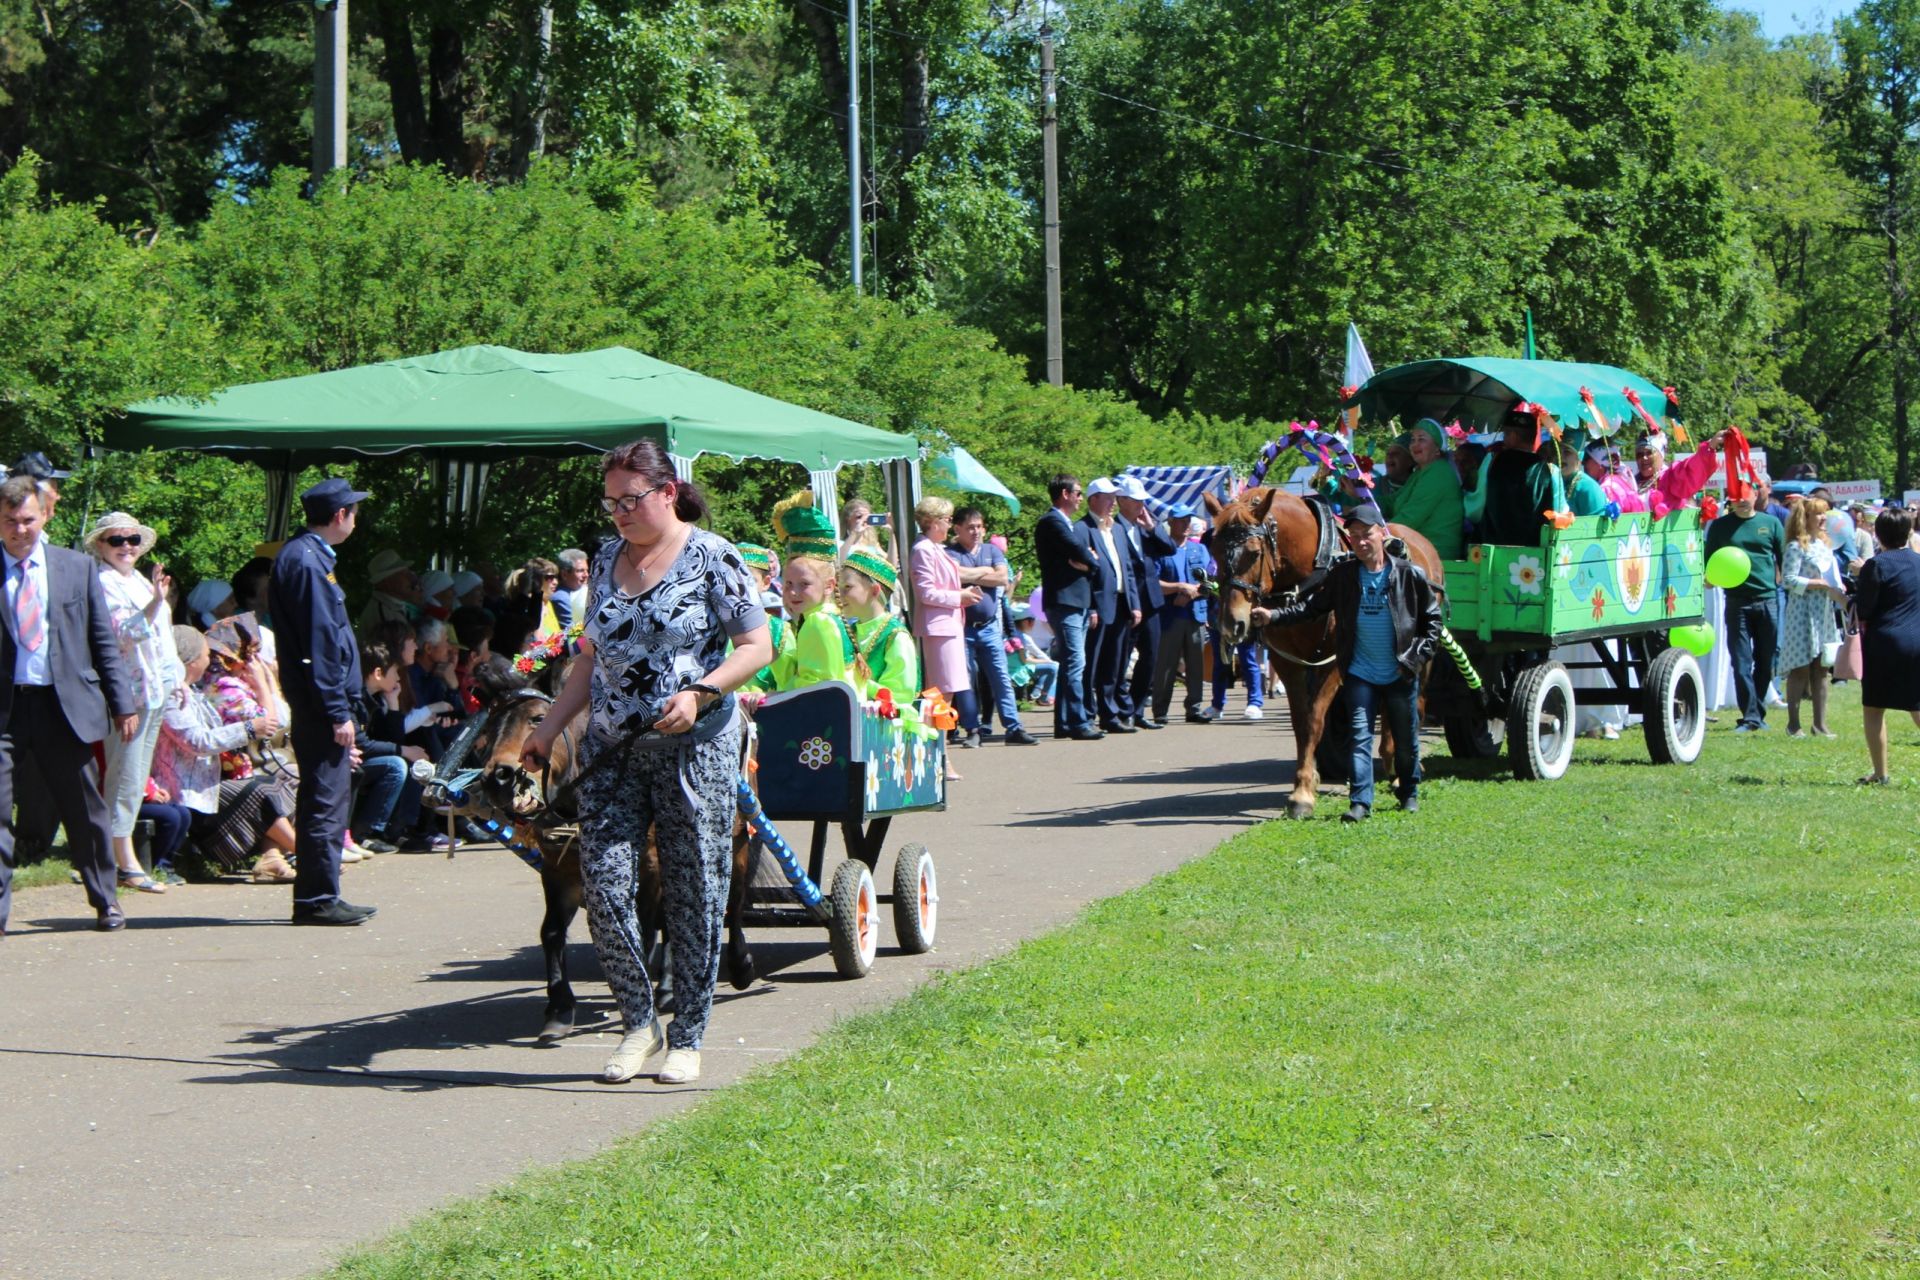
{"left": 331, "top": 689, "right": 1920, "bottom": 1278}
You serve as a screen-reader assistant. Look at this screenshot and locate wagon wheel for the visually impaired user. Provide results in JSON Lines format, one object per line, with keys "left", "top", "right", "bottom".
{"left": 1643, "top": 647, "right": 1707, "bottom": 766}
{"left": 891, "top": 843, "right": 938, "bottom": 954}
{"left": 1442, "top": 711, "right": 1506, "bottom": 759}
{"left": 1508, "top": 662, "right": 1576, "bottom": 781}
{"left": 828, "top": 860, "right": 879, "bottom": 978}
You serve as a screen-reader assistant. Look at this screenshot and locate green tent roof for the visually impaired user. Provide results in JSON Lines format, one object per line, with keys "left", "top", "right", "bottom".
{"left": 1346, "top": 357, "right": 1670, "bottom": 434}
{"left": 109, "top": 344, "right": 917, "bottom": 470}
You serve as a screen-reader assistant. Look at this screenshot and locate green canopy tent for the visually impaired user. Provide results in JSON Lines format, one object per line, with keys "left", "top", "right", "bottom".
{"left": 110, "top": 344, "right": 922, "bottom": 545}
{"left": 1344, "top": 357, "right": 1670, "bottom": 436}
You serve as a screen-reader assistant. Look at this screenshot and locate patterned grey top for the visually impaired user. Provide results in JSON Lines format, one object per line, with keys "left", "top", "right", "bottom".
{"left": 585, "top": 528, "right": 766, "bottom": 743}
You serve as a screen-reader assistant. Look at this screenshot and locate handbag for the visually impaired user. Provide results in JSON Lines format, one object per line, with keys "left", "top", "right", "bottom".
{"left": 1833, "top": 603, "right": 1865, "bottom": 682}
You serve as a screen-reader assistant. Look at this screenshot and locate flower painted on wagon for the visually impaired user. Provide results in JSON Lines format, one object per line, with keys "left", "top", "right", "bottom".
{"left": 1591, "top": 589, "right": 1607, "bottom": 621}
{"left": 1616, "top": 529, "right": 1652, "bottom": 614}
{"left": 1556, "top": 545, "right": 1574, "bottom": 573}
{"left": 1510, "top": 555, "right": 1545, "bottom": 595}
{"left": 798, "top": 736, "right": 833, "bottom": 771}
{"left": 1664, "top": 586, "right": 1678, "bottom": 616}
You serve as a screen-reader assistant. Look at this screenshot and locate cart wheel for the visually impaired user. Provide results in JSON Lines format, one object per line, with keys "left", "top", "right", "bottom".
{"left": 1442, "top": 712, "right": 1506, "bottom": 759}
{"left": 1643, "top": 647, "right": 1707, "bottom": 765}
{"left": 828, "top": 860, "right": 879, "bottom": 978}
{"left": 1508, "top": 662, "right": 1576, "bottom": 781}
{"left": 891, "top": 843, "right": 937, "bottom": 954}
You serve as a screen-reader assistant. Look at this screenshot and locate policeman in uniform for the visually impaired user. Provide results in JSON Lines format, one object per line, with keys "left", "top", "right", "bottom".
{"left": 270, "top": 478, "right": 376, "bottom": 925}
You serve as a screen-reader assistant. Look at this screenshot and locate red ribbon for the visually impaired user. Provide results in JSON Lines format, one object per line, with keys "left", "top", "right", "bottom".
{"left": 1621, "top": 386, "right": 1664, "bottom": 437}
{"left": 1721, "top": 426, "right": 1759, "bottom": 502}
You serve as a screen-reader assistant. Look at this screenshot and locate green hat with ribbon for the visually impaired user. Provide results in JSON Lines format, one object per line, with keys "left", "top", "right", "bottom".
{"left": 842, "top": 546, "right": 898, "bottom": 594}
{"left": 735, "top": 542, "right": 776, "bottom": 573}
{"left": 772, "top": 491, "right": 838, "bottom": 560}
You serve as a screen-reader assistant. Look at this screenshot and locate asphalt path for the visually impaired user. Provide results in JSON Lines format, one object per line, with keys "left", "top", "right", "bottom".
{"left": 0, "top": 707, "right": 1293, "bottom": 1280}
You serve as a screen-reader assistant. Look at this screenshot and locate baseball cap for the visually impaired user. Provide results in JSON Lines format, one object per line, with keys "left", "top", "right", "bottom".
{"left": 1086, "top": 477, "right": 1120, "bottom": 497}
{"left": 300, "top": 477, "right": 370, "bottom": 521}
{"left": 1165, "top": 501, "right": 1197, "bottom": 519}
{"left": 1113, "top": 475, "right": 1150, "bottom": 501}
{"left": 1343, "top": 504, "right": 1387, "bottom": 527}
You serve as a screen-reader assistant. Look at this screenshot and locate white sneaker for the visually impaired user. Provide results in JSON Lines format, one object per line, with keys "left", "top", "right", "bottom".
{"left": 1601, "top": 724, "right": 1620, "bottom": 740}
{"left": 340, "top": 845, "right": 365, "bottom": 864}
{"left": 658, "top": 1048, "right": 701, "bottom": 1084}
{"left": 601, "top": 1019, "right": 666, "bottom": 1083}
{"left": 1243, "top": 705, "right": 1264, "bottom": 721}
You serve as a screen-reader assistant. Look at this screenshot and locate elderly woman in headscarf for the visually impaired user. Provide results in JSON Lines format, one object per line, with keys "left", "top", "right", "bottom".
{"left": 1376, "top": 418, "right": 1465, "bottom": 559}
{"left": 187, "top": 578, "right": 236, "bottom": 630}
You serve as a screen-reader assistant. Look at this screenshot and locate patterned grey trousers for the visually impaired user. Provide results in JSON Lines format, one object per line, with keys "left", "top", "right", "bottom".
{"left": 576, "top": 723, "right": 741, "bottom": 1050}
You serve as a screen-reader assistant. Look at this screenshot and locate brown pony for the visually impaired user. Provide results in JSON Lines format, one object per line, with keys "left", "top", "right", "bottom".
{"left": 1205, "top": 487, "right": 1443, "bottom": 819}
{"left": 435, "top": 655, "right": 756, "bottom": 1041}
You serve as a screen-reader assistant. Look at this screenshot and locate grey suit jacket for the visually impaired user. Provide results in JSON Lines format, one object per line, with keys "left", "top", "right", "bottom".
{"left": 0, "top": 543, "right": 137, "bottom": 742}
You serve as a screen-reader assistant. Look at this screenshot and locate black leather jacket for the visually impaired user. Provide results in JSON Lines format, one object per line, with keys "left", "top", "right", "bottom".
{"left": 1264, "top": 555, "right": 1443, "bottom": 682}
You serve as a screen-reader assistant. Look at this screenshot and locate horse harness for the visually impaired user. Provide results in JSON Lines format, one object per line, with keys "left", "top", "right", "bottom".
{"left": 1219, "top": 497, "right": 1345, "bottom": 669}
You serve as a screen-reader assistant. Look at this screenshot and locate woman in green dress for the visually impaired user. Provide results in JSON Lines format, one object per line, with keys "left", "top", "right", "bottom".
{"left": 1377, "top": 418, "right": 1465, "bottom": 559}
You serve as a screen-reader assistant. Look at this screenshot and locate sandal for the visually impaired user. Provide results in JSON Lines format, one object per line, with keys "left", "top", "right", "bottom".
{"left": 118, "top": 870, "right": 167, "bottom": 894}
{"left": 1856, "top": 774, "right": 1891, "bottom": 787}
{"left": 251, "top": 852, "right": 297, "bottom": 884}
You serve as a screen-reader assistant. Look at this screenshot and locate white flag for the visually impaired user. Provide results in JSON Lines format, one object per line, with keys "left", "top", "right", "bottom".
{"left": 1344, "top": 323, "right": 1375, "bottom": 390}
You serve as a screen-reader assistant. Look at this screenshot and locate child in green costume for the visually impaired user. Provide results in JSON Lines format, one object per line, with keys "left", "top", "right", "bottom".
{"left": 837, "top": 547, "right": 920, "bottom": 708}
{"left": 766, "top": 490, "right": 851, "bottom": 691}
{"left": 735, "top": 542, "right": 790, "bottom": 692}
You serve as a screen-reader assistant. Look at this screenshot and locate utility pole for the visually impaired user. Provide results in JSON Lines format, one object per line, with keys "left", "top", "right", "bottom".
{"left": 1041, "top": 26, "right": 1063, "bottom": 387}
{"left": 848, "top": 0, "right": 863, "bottom": 292}
{"left": 311, "top": 0, "right": 348, "bottom": 184}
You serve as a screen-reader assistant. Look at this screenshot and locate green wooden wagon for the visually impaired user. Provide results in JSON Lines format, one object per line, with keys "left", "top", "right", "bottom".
{"left": 1348, "top": 358, "right": 1713, "bottom": 780}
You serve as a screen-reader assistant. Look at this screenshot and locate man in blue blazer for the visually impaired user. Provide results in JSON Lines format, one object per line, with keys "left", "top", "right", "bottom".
{"left": 1115, "top": 475, "right": 1176, "bottom": 729}
{"left": 1082, "top": 478, "right": 1140, "bottom": 733}
{"left": 0, "top": 474, "right": 138, "bottom": 934}
{"left": 1033, "top": 474, "right": 1106, "bottom": 740}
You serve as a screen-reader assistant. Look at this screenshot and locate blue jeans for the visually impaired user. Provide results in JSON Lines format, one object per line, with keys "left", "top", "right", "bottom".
{"left": 351, "top": 754, "right": 422, "bottom": 841}
{"left": 1725, "top": 595, "right": 1780, "bottom": 730}
{"left": 966, "top": 620, "right": 1024, "bottom": 732}
{"left": 1347, "top": 673, "right": 1419, "bottom": 811}
{"left": 1212, "top": 635, "right": 1265, "bottom": 710}
{"left": 1050, "top": 608, "right": 1094, "bottom": 733}
{"left": 1025, "top": 663, "right": 1058, "bottom": 701}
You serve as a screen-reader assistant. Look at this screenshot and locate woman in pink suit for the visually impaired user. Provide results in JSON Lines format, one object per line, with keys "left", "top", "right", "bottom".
{"left": 910, "top": 496, "right": 982, "bottom": 780}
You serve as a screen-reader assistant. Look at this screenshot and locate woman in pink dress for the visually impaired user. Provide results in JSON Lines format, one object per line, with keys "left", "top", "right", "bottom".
{"left": 909, "top": 496, "right": 982, "bottom": 780}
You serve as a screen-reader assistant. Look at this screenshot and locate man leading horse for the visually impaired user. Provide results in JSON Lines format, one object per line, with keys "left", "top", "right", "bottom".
{"left": 1206, "top": 488, "right": 1443, "bottom": 821}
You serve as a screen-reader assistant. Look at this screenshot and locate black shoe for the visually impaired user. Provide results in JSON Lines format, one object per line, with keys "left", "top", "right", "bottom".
{"left": 1399, "top": 795, "right": 1420, "bottom": 813}
{"left": 1133, "top": 716, "right": 1164, "bottom": 730}
{"left": 96, "top": 908, "right": 126, "bottom": 932}
{"left": 1005, "top": 727, "right": 1040, "bottom": 745}
{"left": 1187, "top": 708, "right": 1219, "bottom": 723}
{"left": 1068, "top": 727, "right": 1108, "bottom": 741}
{"left": 1341, "top": 803, "right": 1369, "bottom": 824}
{"left": 1100, "top": 720, "right": 1139, "bottom": 734}
{"left": 359, "top": 837, "right": 401, "bottom": 855}
{"left": 292, "top": 899, "right": 377, "bottom": 926}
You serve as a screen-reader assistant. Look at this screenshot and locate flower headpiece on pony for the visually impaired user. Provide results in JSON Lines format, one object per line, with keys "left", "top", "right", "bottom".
{"left": 513, "top": 621, "right": 585, "bottom": 676}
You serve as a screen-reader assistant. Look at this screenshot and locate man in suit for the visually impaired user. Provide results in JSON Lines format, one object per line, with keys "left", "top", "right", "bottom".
{"left": 271, "top": 478, "right": 378, "bottom": 926}
{"left": 1033, "top": 473, "right": 1105, "bottom": 740}
{"left": 1082, "top": 478, "right": 1140, "bottom": 733}
{"left": 1115, "top": 475, "right": 1176, "bottom": 729}
{"left": 0, "top": 474, "right": 139, "bottom": 934}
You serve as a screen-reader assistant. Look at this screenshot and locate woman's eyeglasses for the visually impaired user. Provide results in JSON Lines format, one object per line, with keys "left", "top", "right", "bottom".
{"left": 599, "top": 484, "right": 666, "bottom": 516}
{"left": 104, "top": 534, "right": 144, "bottom": 548}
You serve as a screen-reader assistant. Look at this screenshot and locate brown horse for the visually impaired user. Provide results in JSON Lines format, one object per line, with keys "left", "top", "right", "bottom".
{"left": 434, "top": 655, "right": 756, "bottom": 1041}
{"left": 1205, "top": 487, "right": 1443, "bottom": 819}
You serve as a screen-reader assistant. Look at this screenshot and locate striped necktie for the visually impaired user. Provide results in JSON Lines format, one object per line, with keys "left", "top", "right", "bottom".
{"left": 15, "top": 557, "right": 44, "bottom": 652}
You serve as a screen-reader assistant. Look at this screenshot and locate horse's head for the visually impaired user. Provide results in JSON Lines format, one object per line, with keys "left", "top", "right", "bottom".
{"left": 1204, "top": 487, "right": 1320, "bottom": 646}
{"left": 427, "top": 651, "right": 579, "bottom": 822}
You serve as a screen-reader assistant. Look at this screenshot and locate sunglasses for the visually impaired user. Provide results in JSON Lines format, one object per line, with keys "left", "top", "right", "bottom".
{"left": 103, "top": 534, "right": 144, "bottom": 548}
{"left": 598, "top": 483, "right": 667, "bottom": 516}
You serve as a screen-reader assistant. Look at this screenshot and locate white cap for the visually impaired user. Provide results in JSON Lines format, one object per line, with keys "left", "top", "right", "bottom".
{"left": 420, "top": 569, "right": 455, "bottom": 599}
{"left": 1113, "top": 475, "right": 1150, "bottom": 501}
{"left": 1086, "top": 477, "right": 1120, "bottom": 496}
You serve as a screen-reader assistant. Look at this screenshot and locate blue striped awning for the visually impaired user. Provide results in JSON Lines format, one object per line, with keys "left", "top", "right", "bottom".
{"left": 1123, "top": 465, "right": 1237, "bottom": 520}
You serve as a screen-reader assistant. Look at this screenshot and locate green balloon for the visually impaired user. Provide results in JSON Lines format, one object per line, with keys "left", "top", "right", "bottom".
{"left": 1670, "top": 624, "right": 1715, "bottom": 656}
{"left": 1705, "top": 546, "right": 1751, "bottom": 589}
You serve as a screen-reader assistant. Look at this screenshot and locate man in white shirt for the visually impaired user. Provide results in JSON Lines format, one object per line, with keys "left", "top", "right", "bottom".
{"left": 1, "top": 474, "right": 139, "bottom": 934}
